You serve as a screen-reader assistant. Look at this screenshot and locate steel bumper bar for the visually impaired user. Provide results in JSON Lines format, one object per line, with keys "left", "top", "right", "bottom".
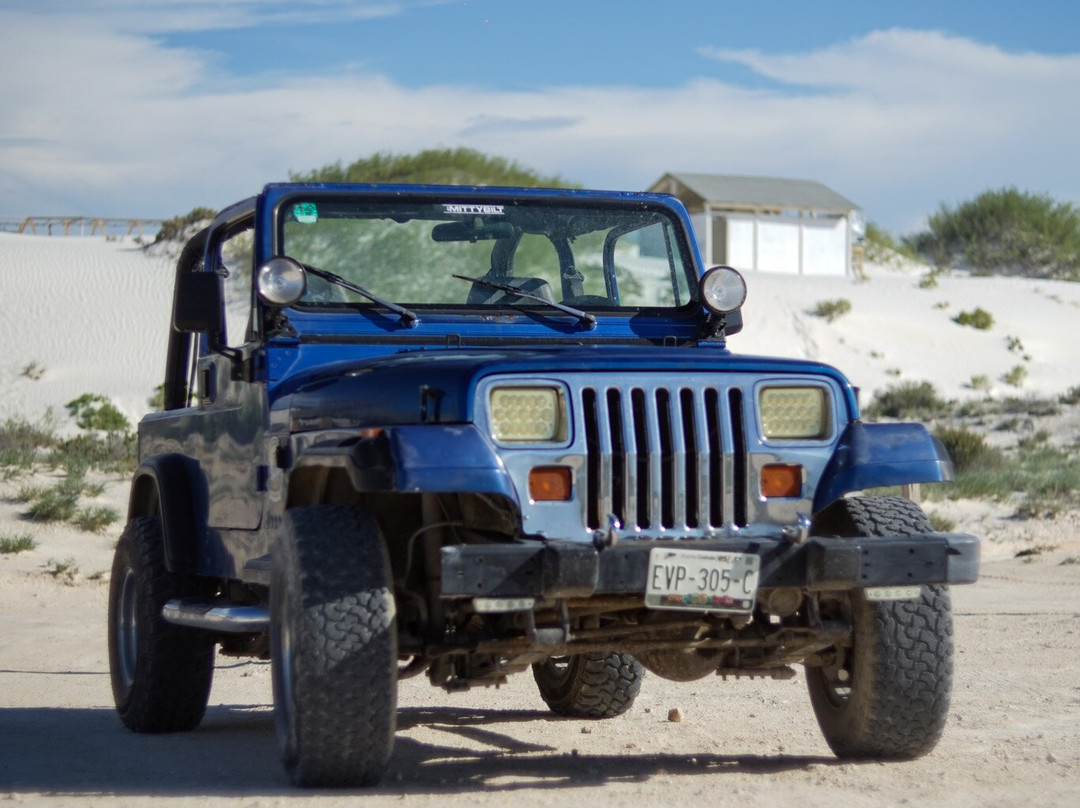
{"left": 440, "top": 533, "right": 980, "bottom": 599}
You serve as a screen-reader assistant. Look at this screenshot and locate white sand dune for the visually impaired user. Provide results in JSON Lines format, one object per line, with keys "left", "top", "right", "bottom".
{"left": 0, "top": 233, "right": 174, "bottom": 430}
{"left": 1, "top": 231, "right": 1078, "bottom": 432}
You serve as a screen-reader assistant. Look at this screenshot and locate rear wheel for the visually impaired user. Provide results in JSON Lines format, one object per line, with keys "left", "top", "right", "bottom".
{"left": 271, "top": 505, "right": 397, "bottom": 787}
{"left": 108, "top": 516, "right": 215, "bottom": 733}
{"left": 532, "top": 651, "right": 643, "bottom": 718}
{"left": 806, "top": 496, "right": 954, "bottom": 759}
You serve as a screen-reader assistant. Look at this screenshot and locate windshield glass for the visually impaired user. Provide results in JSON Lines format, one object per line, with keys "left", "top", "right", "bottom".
{"left": 279, "top": 197, "right": 697, "bottom": 311}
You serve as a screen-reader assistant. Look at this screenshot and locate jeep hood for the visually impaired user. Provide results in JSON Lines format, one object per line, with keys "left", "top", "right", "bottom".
{"left": 271, "top": 346, "right": 856, "bottom": 432}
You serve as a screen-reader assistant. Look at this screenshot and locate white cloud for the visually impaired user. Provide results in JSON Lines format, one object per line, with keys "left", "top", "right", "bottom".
{"left": 0, "top": 18, "right": 1076, "bottom": 233}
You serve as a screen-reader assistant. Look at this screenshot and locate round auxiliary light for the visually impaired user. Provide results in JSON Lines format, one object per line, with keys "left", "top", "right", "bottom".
{"left": 257, "top": 256, "right": 307, "bottom": 306}
{"left": 699, "top": 265, "right": 747, "bottom": 315}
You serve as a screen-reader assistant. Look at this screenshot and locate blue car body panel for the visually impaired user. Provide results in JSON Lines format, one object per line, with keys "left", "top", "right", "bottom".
{"left": 812, "top": 422, "right": 955, "bottom": 513}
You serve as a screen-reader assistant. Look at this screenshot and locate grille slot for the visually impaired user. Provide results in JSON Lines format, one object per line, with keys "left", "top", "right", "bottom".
{"left": 583, "top": 384, "right": 730, "bottom": 532}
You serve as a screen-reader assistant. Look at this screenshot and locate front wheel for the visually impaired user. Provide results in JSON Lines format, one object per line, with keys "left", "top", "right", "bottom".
{"left": 532, "top": 652, "right": 643, "bottom": 718}
{"left": 271, "top": 505, "right": 398, "bottom": 787}
{"left": 805, "top": 496, "right": 954, "bottom": 759}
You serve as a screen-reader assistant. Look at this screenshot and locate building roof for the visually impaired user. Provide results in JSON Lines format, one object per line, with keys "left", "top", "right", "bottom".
{"left": 650, "top": 172, "right": 859, "bottom": 213}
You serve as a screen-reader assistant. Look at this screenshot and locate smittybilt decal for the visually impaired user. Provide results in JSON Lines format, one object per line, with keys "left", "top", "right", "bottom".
{"left": 442, "top": 204, "right": 505, "bottom": 215}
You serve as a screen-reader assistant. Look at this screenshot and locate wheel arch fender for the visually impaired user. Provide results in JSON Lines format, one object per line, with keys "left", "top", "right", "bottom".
{"left": 812, "top": 422, "right": 954, "bottom": 514}
{"left": 128, "top": 454, "right": 207, "bottom": 574}
{"left": 289, "top": 424, "right": 520, "bottom": 504}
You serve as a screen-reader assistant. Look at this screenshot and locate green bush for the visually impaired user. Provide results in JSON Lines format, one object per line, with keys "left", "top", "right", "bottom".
{"left": 72, "top": 506, "right": 120, "bottom": 534}
{"left": 43, "top": 556, "right": 79, "bottom": 583}
{"left": 933, "top": 425, "right": 1002, "bottom": 473}
{"left": 927, "top": 512, "right": 956, "bottom": 533}
{"left": 21, "top": 362, "right": 45, "bottom": 380}
{"left": 0, "top": 415, "right": 57, "bottom": 471}
{"left": 863, "top": 222, "right": 919, "bottom": 264}
{"left": 50, "top": 432, "right": 136, "bottom": 474}
{"left": 0, "top": 533, "right": 36, "bottom": 554}
{"left": 1060, "top": 386, "right": 1080, "bottom": 405}
{"left": 904, "top": 187, "right": 1080, "bottom": 281}
{"left": 863, "top": 381, "right": 948, "bottom": 420}
{"left": 935, "top": 443, "right": 1080, "bottom": 515}
{"left": 1002, "top": 364, "right": 1028, "bottom": 388}
{"left": 811, "top": 298, "right": 853, "bottom": 323}
{"left": 26, "top": 484, "right": 80, "bottom": 523}
{"left": 65, "top": 394, "right": 129, "bottom": 433}
{"left": 292, "top": 147, "right": 576, "bottom": 189}
{"left": 952, "top": 307, "right": 994, "bottom": 330}
{"left": 156, "top": 206, "right": 217, "bottom": 243}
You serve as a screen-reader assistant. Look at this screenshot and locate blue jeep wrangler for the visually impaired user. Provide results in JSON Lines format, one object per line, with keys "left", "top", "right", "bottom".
{"left": 108, "top": 183, "right": 979, "bottom": 787}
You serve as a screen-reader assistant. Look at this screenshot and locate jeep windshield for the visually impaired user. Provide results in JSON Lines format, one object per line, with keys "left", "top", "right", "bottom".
{"left": 278, "top": 196, "right": 698, "bottom": 315}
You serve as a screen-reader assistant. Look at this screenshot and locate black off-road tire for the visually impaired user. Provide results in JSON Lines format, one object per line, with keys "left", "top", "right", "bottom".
{"left": 108, "top": 516, "right": 215, "bottom": 733}
{"left": 532, "top": 652, "right": 644, "bottom": 718}
{"left": 806, "top": 496, "right": 954, "bottom": 759}
{"left": 271, "top": 505, "right": 397, "bottom": 788}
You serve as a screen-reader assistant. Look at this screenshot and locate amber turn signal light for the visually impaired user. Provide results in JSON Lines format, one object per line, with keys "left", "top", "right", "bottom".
{"left": 529, "top": 466, "right": 573, "bottom": 501}
{"left": 761, "top": 464, "right": 803, "bottom": 498}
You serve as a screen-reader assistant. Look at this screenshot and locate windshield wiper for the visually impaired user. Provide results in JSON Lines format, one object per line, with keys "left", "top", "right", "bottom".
{"left": 302, "top": 263, "right": 418, "bottom": 327}
{"left": 453, "top": 274, "right": 596, "bottom": 329}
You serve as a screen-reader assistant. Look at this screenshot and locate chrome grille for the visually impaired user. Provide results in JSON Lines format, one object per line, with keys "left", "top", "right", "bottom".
{"left": 581, "top": 383, "right": 740, "bottom": 532}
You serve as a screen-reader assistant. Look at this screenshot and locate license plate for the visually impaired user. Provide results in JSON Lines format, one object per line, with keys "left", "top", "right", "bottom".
{"left": 645, "top": 548, "right": 760, "bottom": 613}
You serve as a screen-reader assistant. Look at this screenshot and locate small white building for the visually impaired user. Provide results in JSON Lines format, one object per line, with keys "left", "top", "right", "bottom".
{"left": 648, "top": 173, "right": 863, "bottom": 277}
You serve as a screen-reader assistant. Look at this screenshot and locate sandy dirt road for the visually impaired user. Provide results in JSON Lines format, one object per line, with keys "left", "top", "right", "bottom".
{"left": 2, "top": 541, "right": 1078, "bottom": 808}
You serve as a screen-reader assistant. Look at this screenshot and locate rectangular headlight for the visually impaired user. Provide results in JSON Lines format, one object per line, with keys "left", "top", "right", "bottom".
{"left": 489, "top": 386, "right": 567, "bottom": 442}
{"left": 759, "top": 386, "right": 830, "bottom": 440}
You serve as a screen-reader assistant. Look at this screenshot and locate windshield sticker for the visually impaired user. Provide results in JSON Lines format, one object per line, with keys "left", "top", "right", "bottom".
{"left": 292, "top": 202, "right": 319, "bottom": 224}
{"left": 442, "top": 204, "right": 505, "bottom": 216}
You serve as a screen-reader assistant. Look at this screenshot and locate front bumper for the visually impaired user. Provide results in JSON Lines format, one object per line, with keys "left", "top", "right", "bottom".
{"left": 440, "top": 533, "right": 980, "bottom": 600}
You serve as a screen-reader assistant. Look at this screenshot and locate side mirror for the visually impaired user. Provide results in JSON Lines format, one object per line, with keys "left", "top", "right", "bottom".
{"left": 173, "top": 272, "right": 223, "bottom": 335}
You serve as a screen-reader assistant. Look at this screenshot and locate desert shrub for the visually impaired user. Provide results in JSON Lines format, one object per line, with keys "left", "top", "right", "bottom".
{"left": 22, "top": 471, "right": 115, "bottom": 530}
{"left": 952, "top": 307, "right": 994, "bottom": 330}
{"left": 156, "top": 206, "right": 217, "bottom": 243}
{"left": 918, "top": 272, "right": 939, "bottom": 289}
{"left": 72, "top": 506, "right": 120, "bottom": 534}
{"left": 1060, "top": 386, "right": 1080, "bottom": 405}
{"left": 1017, "top": 429, "right": 1051, "bottom": 450}
{"left": 0, "top": 533, "right": 36, "bottom": 554}
{"left": 1002, "top": 365, "right": 1028, "bottom": 388}
{"left": 1005, "top": 335, "right": 1030, "bottom": 359}
{"left": 903, "top": 187, "right": 1080, "bottom": 281}
{"left": 863, "top": 222, "right": 919, "bottom": 264}
{"left": 927, "top": 512, "right": 956, "bottom": 533}
{"left": 811, "top": 298, "right": 852, "bottom": 323}
{"left": 43, "top": 556, "right": 79, "bottom": 584}
{"left": 293, "top": 147, "right": 575, "bottom": 189}
{"left": 941, "top": 444, "right": 1080, "bottom": 513}
{"left": 50, "top": 432, "right": 136, "bottom": 474}
{"left": 21, "top": 362, "right": 45, "bottom": 380}
{"left": 967, "top": 375, "right": 991, "bottom": 393}
{"left": 26, "top": 484, "right": 80, "bottom": 523}
{"left": 863, "top": 381, "right": 948, "bottom": 420}
{"left": 65, "top": 394, "right": 129, "bottom": 433}
{"left": 933, "top": 426, "right": 1002, "bottom": 473}
{"left": 0, "top": 415, "right": 57, "bottom": 471}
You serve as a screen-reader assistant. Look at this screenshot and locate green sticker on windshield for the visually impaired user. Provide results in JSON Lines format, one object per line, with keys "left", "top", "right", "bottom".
{"left": 293, "top": 202, "right": 318, "bottom": 224}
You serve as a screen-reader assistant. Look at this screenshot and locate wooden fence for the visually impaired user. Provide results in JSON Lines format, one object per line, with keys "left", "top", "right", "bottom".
{"left": 0, "top": 216, "right": 164, "bottom": 237}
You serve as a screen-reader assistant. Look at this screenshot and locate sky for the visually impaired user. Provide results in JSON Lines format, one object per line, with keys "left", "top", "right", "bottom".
{"left": 1, "top": 0, "right": 1078, "bottom": 234}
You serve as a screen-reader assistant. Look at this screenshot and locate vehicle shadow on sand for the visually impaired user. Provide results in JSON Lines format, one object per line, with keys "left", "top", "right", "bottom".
{"left": 0, "top": 701, "right": 837, "bottom": 796}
